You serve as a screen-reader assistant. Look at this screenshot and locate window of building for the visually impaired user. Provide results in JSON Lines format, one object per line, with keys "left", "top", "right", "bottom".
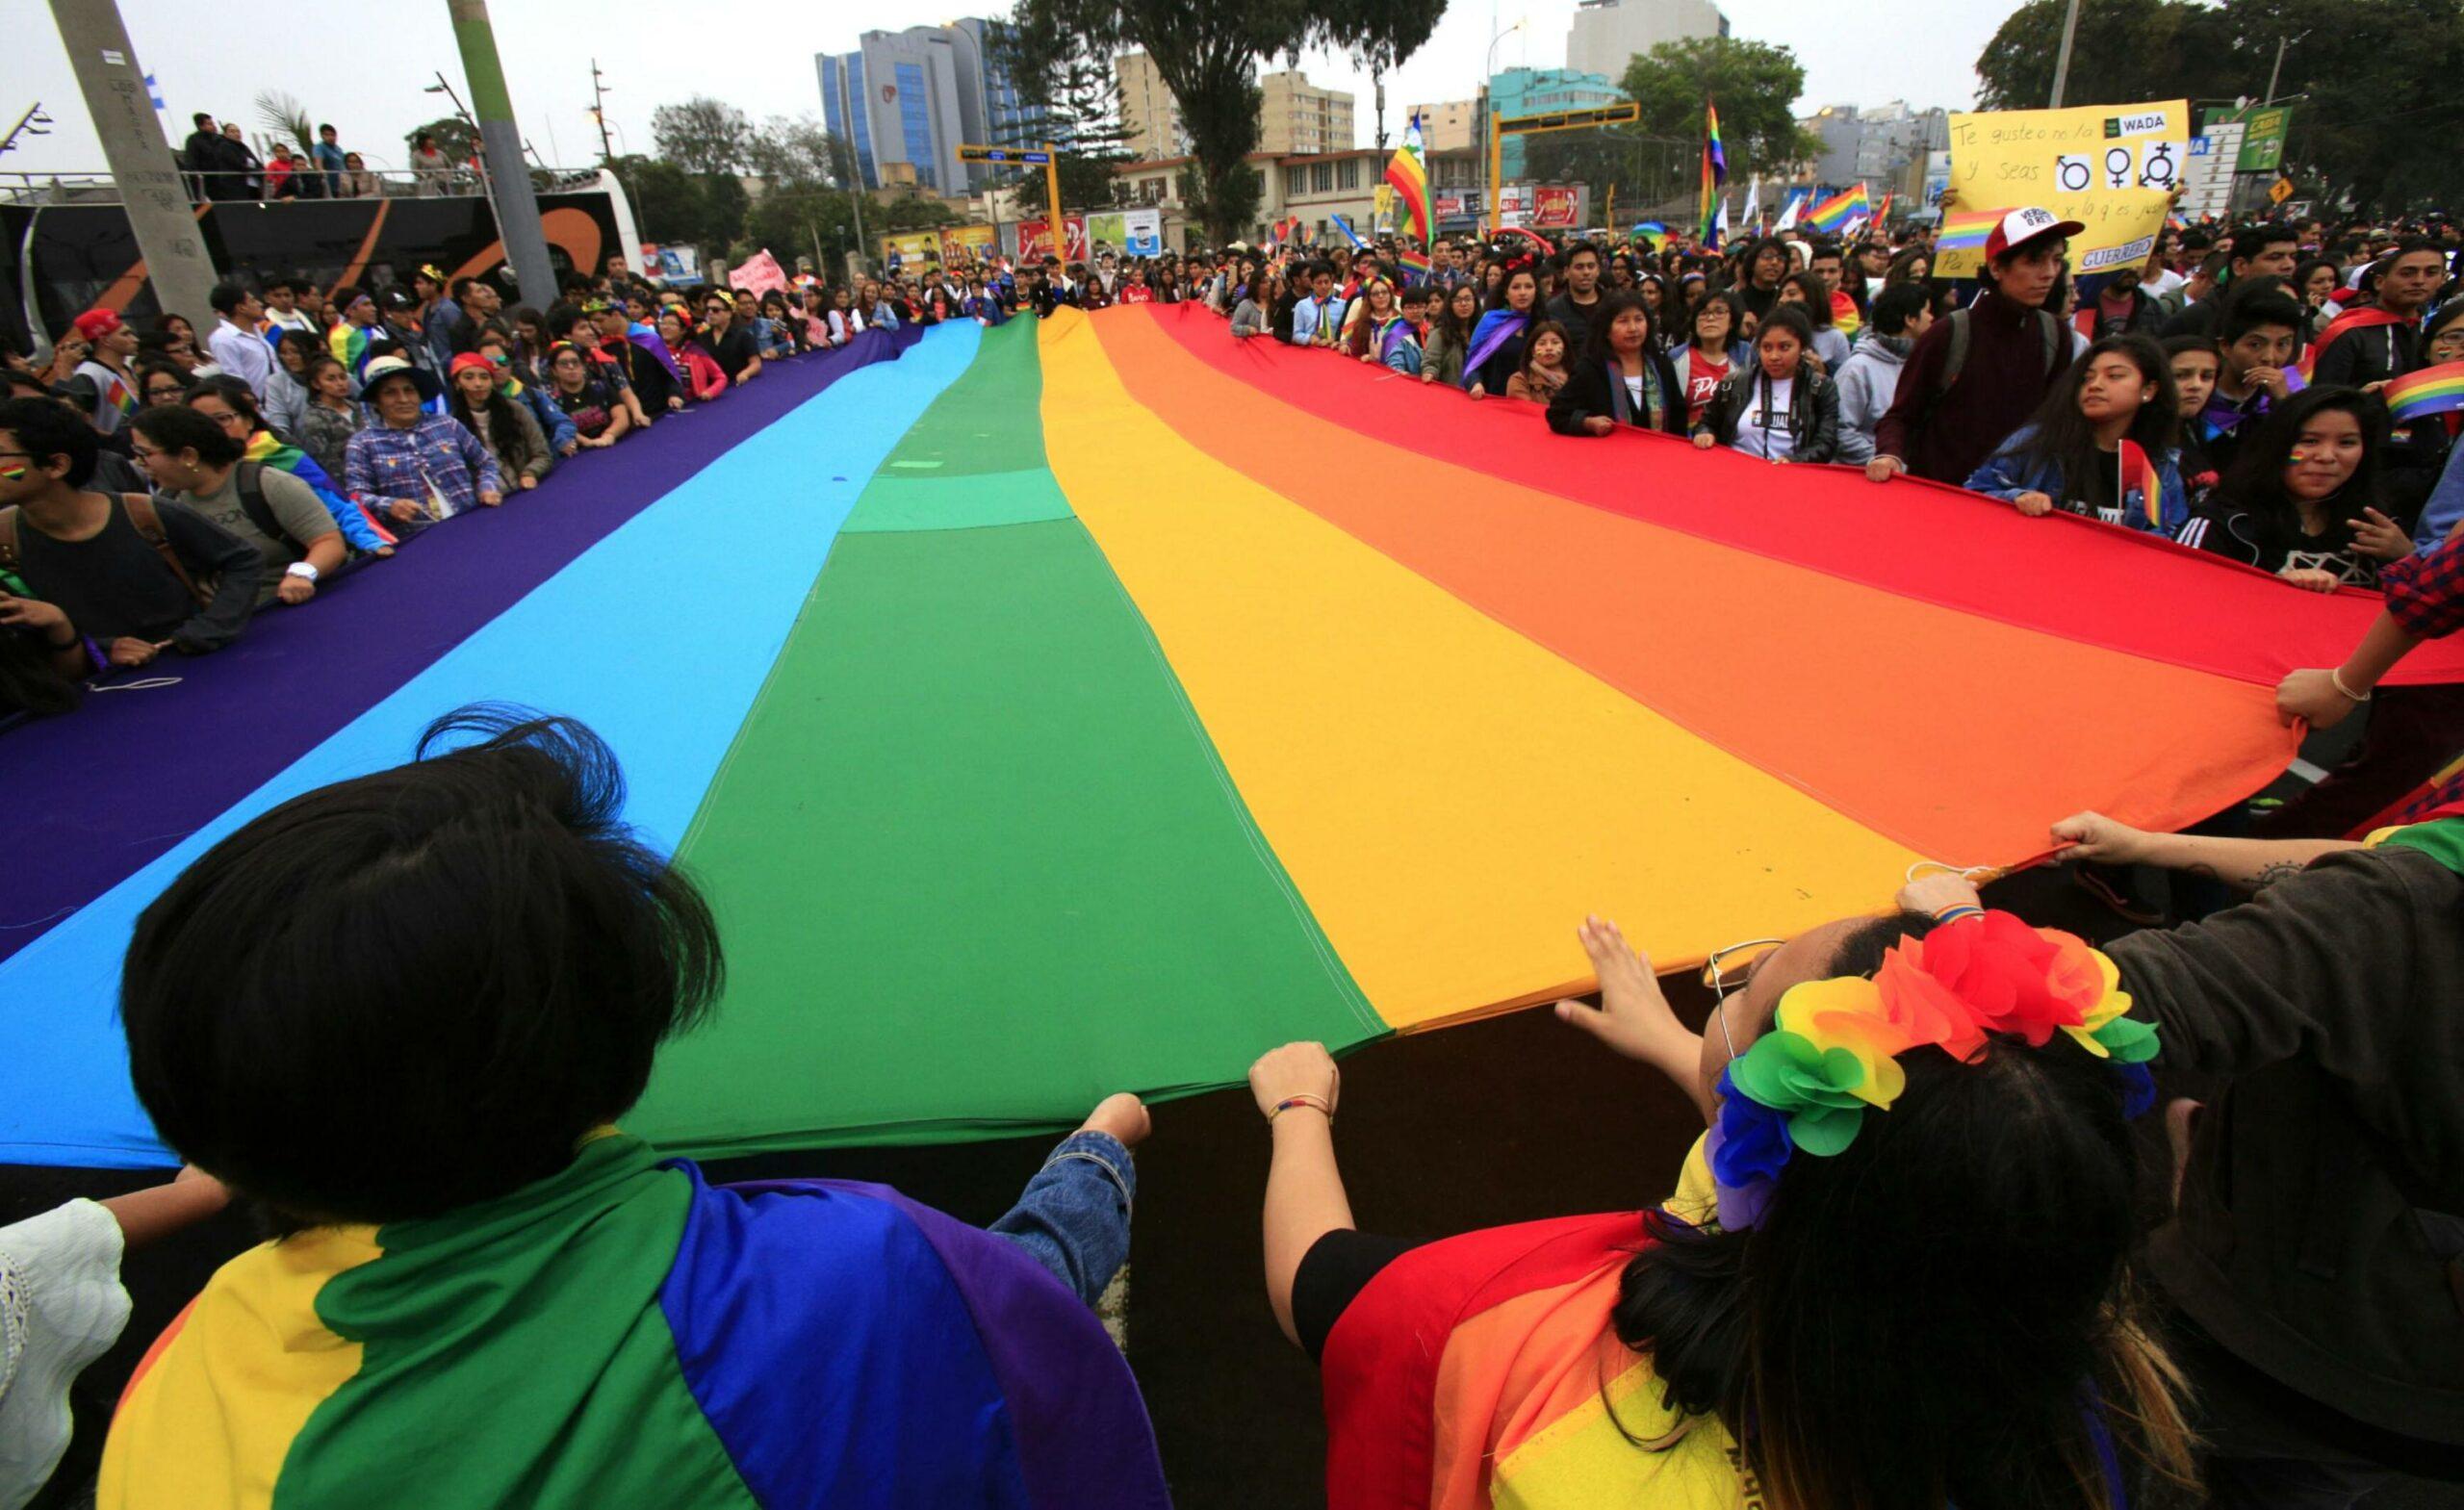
{"left": 1338, "top": 157, "right": 1359, "bottom": 189}
{"left": 1312, "top": 161, "right": 1334, "bottom": 192}
{"left": 1286, "top": 165, "right": 1306, "bottom": 196}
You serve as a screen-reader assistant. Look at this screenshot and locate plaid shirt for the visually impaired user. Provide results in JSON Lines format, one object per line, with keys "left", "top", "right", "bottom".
{"left": 2380, "top": 532, "right": 2464, "bottom": 640}
{"left": 341, "top": 414, "right": 502, "bottom": 522}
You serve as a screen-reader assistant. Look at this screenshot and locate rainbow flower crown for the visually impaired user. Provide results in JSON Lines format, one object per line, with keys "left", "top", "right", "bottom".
{"left": 1706, "top": 910, "right": 2160, "bottom": 1230}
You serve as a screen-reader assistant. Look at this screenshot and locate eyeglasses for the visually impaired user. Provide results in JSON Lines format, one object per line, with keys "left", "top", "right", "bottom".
{"left": 1700, "top": 936, "right": 1784, "bottom": 1063}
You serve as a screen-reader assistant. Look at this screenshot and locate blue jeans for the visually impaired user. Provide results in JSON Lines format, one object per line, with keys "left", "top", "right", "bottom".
{"left": 988, "top": 1130, "right": 1135, "bottom": 1308}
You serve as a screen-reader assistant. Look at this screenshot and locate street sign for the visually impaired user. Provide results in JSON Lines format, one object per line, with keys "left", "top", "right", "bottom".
{"left": 957, "top": 143, "right": 1054, "bottom": 165}
{"left": 1494, "top": 102, "right": 1640, "bottom": 137}
{"left": 2268, "top": 174, "right": 2294, "bottom": 205}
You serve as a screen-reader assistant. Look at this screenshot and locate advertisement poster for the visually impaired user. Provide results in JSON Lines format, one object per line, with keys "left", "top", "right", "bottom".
{"left": 938, "top": 225, "right": 998, "bottom": 265}
{"left": 880, "top": 232, "right": 942, "bottom": 269}
{"left": 1084, "top": 211, "right": 1127, "bottom": 252}
{"left": 1121, "top": 207, "right": 1163, "bottom": 257}
{"left": 1497, "top": 184, "right": 1587, "bottom": 230}
{"left": 645, "top": 243, "right": 702, "bottom": 285}
{"left": 2231, "top": 105, "right": 2293, "bottom": 173}
{"left": 1939, "top": 99, "right": 2185, "bottom": 277}
{"left": 1017, "top": 217, "right": 1090, "bottom": 263}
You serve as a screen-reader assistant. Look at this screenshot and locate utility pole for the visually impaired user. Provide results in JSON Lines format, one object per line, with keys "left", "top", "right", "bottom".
{"left": 0, "top": 102, "right": 54, "bottom": 159}
{"left": 43, "top": 0, "right": 218, "bottom": 326}
{"left": 2047, "top": 0, "right": 2084, "bottom": 108}
{"left": 590, "top": 59, "right": 614, "bottom": 163}
{"left": 2263, "top": 35, "right": 2291, "bottom": 104}
{"left": 446, "top": 0, "right": 558, "bottom": 308}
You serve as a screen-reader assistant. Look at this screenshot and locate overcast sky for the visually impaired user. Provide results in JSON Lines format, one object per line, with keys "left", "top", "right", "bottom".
{"left": 1, "top": 0, "right": 1995, "bottom": 177}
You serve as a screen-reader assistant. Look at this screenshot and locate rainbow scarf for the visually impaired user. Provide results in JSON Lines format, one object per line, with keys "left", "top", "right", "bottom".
{"left": 2384, "top": 359, "right": 2464, "bottom": 424}
{"left": 102, "top": 1134, "right": 1167, "bottom": 1508}
{"left": 1323, "top": 1207, "right": 1751, "bottom": 1508}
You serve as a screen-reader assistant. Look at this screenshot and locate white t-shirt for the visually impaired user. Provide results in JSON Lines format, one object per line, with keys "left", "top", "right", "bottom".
{"left": 2143, "top": 267, "right": 2187, "bottom": 300}
{"left": 1623, "top": 373, "right": 1646, "bottom": 410}
{"left": 1732, "top": 374, "right": 1797, "bottom": 460}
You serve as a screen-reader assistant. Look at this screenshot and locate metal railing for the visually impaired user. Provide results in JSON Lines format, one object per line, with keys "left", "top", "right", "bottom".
{"left": 0, "top": 165, "right": 610, "bottom": 208}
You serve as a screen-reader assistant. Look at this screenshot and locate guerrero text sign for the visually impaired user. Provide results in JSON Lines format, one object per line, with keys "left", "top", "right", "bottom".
{"left": 1941, "top": 99, "right": 2186, "bottom": 278}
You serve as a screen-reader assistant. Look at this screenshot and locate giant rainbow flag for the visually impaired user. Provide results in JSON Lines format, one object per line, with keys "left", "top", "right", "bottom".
{"left": 7, "top": 309, "right": 2460, "bottom": 1169}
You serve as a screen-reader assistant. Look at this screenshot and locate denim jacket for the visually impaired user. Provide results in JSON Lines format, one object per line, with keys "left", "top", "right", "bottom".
{"left": 1965, "top": 424, "right": 2188, "bottom": 535}
{"left": 341, "top": 414, "right": 503, "bottom": 522}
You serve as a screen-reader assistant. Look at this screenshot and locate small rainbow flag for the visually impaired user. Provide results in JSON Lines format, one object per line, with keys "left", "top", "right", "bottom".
{"left": 2385, "top": 360, "right": 2464, "bottom": 424}
{"left": 1804, "top": 184, "right": 1870, "bottom": 236}
{"left": 1397, "top": 247, "right": 1432, "bottom": 281}
{"left": 2119, "top": 439, "right": 2164, "bottom": 529}
{"left": 1937, "top": 207, "right": 2002, "bottom": 255}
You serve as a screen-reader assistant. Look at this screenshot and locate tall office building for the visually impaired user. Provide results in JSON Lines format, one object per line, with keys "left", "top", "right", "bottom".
{"left": 1116, "top": 50, "right": 1187, "bottom": 160}
{"left": 1400, "top": 99, "right": 1479, "bottom": 152}
{"left": 1566, "top": 0, "right": 1729, "bottom": 80}
{"left": 1257, "top": 69, "right": 1355, "bottom": 155}
{"left": 819, "top": 18, "right": 1052, "bottom": 193}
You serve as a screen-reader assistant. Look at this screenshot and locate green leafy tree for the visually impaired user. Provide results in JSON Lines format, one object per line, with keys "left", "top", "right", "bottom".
{"left": 1616, "top": 38, "right": 1819, "bottom": 185}
{"left": 1176, "top": 162, "right": 1261, "bottom": 240}
{"left": 607, "top": 153, "right": 704, "bottom": 244}
{"left": 652, "top": 97, "right": 752, "bottom": 176}
{"left": 1974, "top": 0, "right": 2232, "bottom": 110}
{"left": 697, "top": 172, "right": 751, "bottom": 249}
{"left": 1003, "top": 0, "right": 1438, "bottom": 243}
{"left": 745, "top": 115, "right": 852, "bottom": 191}
{"left": 742, "top": 186, "right": 858, "bottom": 273}
{"left": 253, "top": 90, "right": 312, "bottom": 154}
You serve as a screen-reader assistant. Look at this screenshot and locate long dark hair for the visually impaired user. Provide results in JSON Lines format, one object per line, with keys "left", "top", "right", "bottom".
{"left": 2001, "top": 335, "right": 2180, "bottom": 494}
{"left": 1489, "top": 265, "right": 1540, "bottom": 315}
{"left": 448, "top": 362, "right": 529, "bottom": 445}
{"left": 1738, "top": 236, "right": 1790, "bottom": 290}
{"left": 1781, "top": 271, "right": 1834, "bottom": 329}
{"left": 1613, "top": 914, "right": 2194, "bottom": 1509}
{"left": 1689, "top": 290, "right": 1742, "bottom": 355}
{"left": 2215, "top": 384, "right": 2388, "bottom": 559}
{"left": 1581, "top": 289, "right": 1657, "bottom": 368}
{"left": 1436, "top": 281, "right": 1481, "bottom": 345}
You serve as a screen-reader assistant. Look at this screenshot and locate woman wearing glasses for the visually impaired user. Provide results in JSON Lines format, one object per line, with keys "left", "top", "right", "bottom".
{"left": 1245, "top": 907, "right": 2194, "bottom": 1509}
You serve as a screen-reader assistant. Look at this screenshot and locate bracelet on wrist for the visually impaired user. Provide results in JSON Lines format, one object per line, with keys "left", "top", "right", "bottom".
{"left": 1932, "top": 904, "right": 1985, "bottom": 924}
{"left": 2328, "top": 668, "right": 2373, "bottom": 704}
{"left": 1268, "top": 1093, "right": 1333, "bottom": 1126}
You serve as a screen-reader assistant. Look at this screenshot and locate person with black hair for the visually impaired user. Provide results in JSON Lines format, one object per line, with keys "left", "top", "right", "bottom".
{"left": 1776, "top": 270, "right": 1850, "bottom": 371}
{"left": 2081, "top": 260, "right": 2167, "bottom": 340}
{"left": 447, "top": 353, "right": 552, "bottom": 491}
{"left": 1463, "top": 262, "right": 1541, "bottom": 398}
{"left": 1966, "top": 335, "right": 2186, "bottom": 532}
{"left": 2293, "top": 256, "right": 2343, "bottom": 337}
{"left": 1543, "top": 240, "right": 1606, "bottom": 351}
{"left": 1254, "top": 904, "right": 2194, "bottom": 1509}
{"left": 130, "top": 403, "right": 344, "bottom": 606}
{"left": 1833, "top": 282, "right": 1932, "bottom": 463}
{"left": 2178, "top": 386, "right": 2410, "bottom": 589}
{"left": 2163, "top": 222, "right": 2301, "bottom": 338}
{"left": 1732, "top": 236, "right": 1790, "bottom": 321}
{"left": 103, "top": 707, "right": 1170, "bottom": 1506}
{"left": 1870, "top": 208, "right": 2078, "bottom": 486}
{"left": 1673, "top": 290, "right": 1746, "bottom": 428}
{"left": 2194, "top": 281, "right": 2310, "bottom": 476}
{"left": 0, "top": 397, "right": 261, "bottom": 666}
{"left": 2163, "top": 334, "right": 2225, "bottom": 504}
{"left": 1692, "top": 305, "right": 1841, "bottom": 463}
{"left": 1290, "top": 262, "right": 1348, "bottom": 348}
{"left": 204, "top": 282, "right": 273, "bottom": 400}
{"left": 1546, "top": 290, "right": 1685, "bottom": 437}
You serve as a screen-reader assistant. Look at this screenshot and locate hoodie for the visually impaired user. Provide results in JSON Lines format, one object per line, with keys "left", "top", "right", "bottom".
{"left": 1831, "top": 332, "right": 1911, "bottom": 464}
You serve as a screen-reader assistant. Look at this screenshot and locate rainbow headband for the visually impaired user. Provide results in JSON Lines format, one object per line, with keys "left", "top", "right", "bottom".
{"left": 1707, "top": 910, "right": 2159, "bottom": 1230}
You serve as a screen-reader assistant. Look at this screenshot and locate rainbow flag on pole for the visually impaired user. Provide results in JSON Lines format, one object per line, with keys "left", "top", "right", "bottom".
{"left": 1698, "top": 102, "right": 1727, "bottom": 246}
{"left": 2120, "top": 439, "right": 2165, "bottom": 529}
{"left": 1384, "top": 114, "right": 1431, "bottom": 247}
{"left": 1804, "top": 184, "right": 1870, "bottom": 236}
{"left": 2385, "top": 360, "right": 2464, "bottom": 424}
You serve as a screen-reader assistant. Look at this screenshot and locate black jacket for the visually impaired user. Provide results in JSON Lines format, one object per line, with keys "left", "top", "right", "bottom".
{"left": 1546, "top": 352, "right": 1686, "bottom": 437}
{"left": 2111, "top": 847, "right": 2464, "bottom": 1446}
{"left": 1697, "top": 363, "right": 1842, "bottom": 462}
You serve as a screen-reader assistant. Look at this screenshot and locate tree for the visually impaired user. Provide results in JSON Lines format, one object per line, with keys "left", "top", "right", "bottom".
{"left": 1617, "top": 38, "right": 1819, "bottom": 186}
{"left": 607, "top": 153, "right": 705, "bottom": 243}
{"left": 652, "top": 97, "right": 752, "bottom": 176}
{"left": 1004, "top": 0, "right": 1438, "bottom": 243}
{"left": 1972, "top": 0, "right": 2464, "bottom": 216}
{"left": 1176, "top": 162, "right": 1261, "bottom": 241}
{"left": 745, "top": 115, "right": 853, "bottom": 191}
{"left": 253, "top": 90, "right": 312, "bottom": 155}
{"left": 742, "top": 185, "right": 858, "bottom": 273}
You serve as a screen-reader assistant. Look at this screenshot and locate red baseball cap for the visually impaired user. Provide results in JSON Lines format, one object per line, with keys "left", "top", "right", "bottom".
{"left": 70, "top": 309, "right": 123, "bottom": 342}
{"left": 1983, "top": 207, "right": 2085, "bottom": 261}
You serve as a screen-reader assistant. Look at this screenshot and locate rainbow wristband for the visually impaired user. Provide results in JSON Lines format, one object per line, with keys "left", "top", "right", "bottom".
{"left": 1932, "top": 904, "right": 1985, "bottom": 924}
{"left": 1269, "top": 1093, "right": 1333, "bottom": 1125}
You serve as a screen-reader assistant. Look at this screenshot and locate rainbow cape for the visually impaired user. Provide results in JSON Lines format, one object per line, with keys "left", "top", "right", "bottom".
{"left": 101, "top": 1133, "right": 1167, "bottom": 1508}
{"left": 2297, "top": 305, "right": 2408, "bottom": 381}
{"left": 241, "top": 428, "right": 396, "bottom": 550}
{"left": 1805, "top": 184, "right": 1870, "bottom": 236}
{"left": 2384, "top": 359, "right": 2464, "bottom": 424}
{"left": 7, "top": 312, "right": 2464, "bottom": 1167}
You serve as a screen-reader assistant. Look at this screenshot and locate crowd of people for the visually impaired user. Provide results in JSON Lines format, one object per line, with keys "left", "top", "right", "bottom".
{"left": 0, "top": 252, "right": 987, "bottom": 711}
{"left": 5, "top": 204, "right": 2464, "bottom": 1510}
{"left": 178, "top": 114, "right": 448, "bottom": 200}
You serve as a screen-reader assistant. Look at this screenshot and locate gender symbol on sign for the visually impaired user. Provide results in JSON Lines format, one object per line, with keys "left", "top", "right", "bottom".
{"left": 2056, "top": 155, "right": 2093, "bottom": 193}
{"left": 2138, "top": 141, "right": 2177, "bottom": 190}
{"left": 2103, "top": 145, "right": 2135, "bottom": 191}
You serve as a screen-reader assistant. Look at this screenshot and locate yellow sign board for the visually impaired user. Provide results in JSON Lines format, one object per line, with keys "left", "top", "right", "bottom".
{"left": 1939, "top": 98, "right": 2187, "bottom": 278}
{"left": 2268, "top": 175, "right": 2295, "bottom": 205}
{"left": 880, "top": 232, "right": 942, "bottom": 269}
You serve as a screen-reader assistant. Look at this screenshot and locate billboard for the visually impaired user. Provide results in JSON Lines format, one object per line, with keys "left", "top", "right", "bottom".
{"left": 1017, "top": 217, "right": 1091, "bottom": 263}
{"left": 881, "top": 232, "right": 942, "bottom": 269}
{"left": 938, "top": 225, "right": 998, "bottom": 265}
{"left": 1497, "top": 183, "right": 1587, "bottom": 230}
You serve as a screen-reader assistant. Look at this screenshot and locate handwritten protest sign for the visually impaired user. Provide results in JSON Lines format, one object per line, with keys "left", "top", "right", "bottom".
{"left": 1939, "top": 99, "right": 2186, "bottom": 278}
